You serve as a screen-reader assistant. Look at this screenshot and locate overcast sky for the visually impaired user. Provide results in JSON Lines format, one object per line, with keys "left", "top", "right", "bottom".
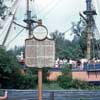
{"left": 1, "top": 0, "right": 100, "bottom": 49}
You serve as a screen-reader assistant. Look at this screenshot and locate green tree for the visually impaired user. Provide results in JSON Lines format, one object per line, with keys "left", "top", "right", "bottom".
{"left": 50, "top": 30, "right": 73, "bottom": 59}
{"left": 50, "top": 29, "right": 85, "bottom": 60}
{"left": 0, "top": 48, "right": 37, "bottom": 89}
{"left": 50, "top": 30, "right": 66, "bottom": 59}
{"left": 0, "top": 48, "right": 20, "bottom": 88}
{"left": 78, "top": 31, "right": 87, "bottom": 58}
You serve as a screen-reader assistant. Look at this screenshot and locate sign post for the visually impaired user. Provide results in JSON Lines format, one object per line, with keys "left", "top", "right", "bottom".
{"left": 25, "top": 24, "right": 55, "bottom": 100}
{"left": 38, "top": 68, "right": 42, "bottom": 100}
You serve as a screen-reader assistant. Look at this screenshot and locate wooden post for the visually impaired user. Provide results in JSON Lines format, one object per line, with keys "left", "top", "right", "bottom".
{"left": 86, "top": 26, "right": 91, "bottom": 61}
{"left": 50, "top": 92, "right": 54, "bottom": 100}
{"left": 38, "top": 68, "right": 42, "bottom": 100}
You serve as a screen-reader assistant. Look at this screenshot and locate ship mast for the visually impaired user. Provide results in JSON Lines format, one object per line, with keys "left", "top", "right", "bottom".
{"left": 24, "top": 0, "right": 36, "bottom": 38}
{"left": 83, "top": 0, "right": 97, "bottom": 61}
{"left": 26, "top": 0, "right": 31, "bottom": 38}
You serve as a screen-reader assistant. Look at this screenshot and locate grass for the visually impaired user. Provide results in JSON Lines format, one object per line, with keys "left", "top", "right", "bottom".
{"left": 42, "top": 82, "right": 100, "bottom": 90}
{"left": 80, "top": 98, "right": 89, "bottom": 100}
{"left": 43, "top": 82, "right": 64, "bottom": 90}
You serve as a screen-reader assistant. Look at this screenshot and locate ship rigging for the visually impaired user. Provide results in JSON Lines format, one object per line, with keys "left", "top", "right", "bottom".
{"left": 0, "top": 0, "right": 100, "bottom": 61}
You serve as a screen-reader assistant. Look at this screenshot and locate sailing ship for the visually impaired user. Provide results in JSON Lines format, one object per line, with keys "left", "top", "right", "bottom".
{"left": 71, "top": 0, "right": 100, "bottom": 85}
{"left": 1, "top": 0, "right": 100, "bottom": 84}
{"left": 47, "top": 0, "right": 100, "bottom": 85}
{"left": 0, "top": 0, "right": 39, "bottom": 48}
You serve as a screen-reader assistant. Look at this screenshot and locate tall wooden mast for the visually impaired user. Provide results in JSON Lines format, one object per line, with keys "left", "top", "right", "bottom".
{"left": 83, "top": 0, "right": 97, "bottom": 61}
{"left": 24, "top": 0, "right": 36, "bottom": 38}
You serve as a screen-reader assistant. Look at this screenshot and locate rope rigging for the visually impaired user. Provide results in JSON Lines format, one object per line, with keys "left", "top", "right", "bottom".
{"left": 32, "top": 0, "right": 61, "bottom": 19}
{"left": 62, "top": 27, "right": 73, "bottom": 34}
{"left": 42, "top": 0, "right": 61, "bottom": 19}
{"left": 6, "top": 28, "right": 25, "bottom": 47}
{"left": 0, "top": 19, "right": 12, "bottom": 39}
{"left": 92, "top": 22, "right": 100, "bottom": 58}
{"left": 0, "top": 0, "right": 22, "bottom": 46}
{"left": 90, "top": 0, "right": 100, "bottom": 58}
{"left": 95, "top": 0, "right": 100, "bottom": 15}
{"left": 0, "top": 0, "right": 100, "bottom": 51}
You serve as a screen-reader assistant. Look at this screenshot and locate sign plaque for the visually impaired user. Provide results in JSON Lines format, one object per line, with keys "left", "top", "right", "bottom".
{"left": 25, "top": 38, "right": 55, "bottom": 67}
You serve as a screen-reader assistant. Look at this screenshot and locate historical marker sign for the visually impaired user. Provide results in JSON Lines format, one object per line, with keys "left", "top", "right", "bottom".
{"left": 25, "top": 38, "right": 55, "bottom": 67}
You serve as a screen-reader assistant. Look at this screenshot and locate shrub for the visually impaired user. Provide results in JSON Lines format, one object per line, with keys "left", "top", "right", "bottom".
{"left": 57, "top": 66, "right": 89, "bottom": 89}
{"left": 57, "top": 75, "right": 72, "bottom": 89}
{"left": 12, "top": 74, "right": 37, "bottom": 89}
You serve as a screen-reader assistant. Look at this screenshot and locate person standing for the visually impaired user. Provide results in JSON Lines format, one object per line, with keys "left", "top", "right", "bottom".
{"left": 0, "top": 90, "right": 8, "bottom": 100}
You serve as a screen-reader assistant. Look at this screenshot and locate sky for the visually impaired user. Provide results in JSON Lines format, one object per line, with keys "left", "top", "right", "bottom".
{"left": 0, "top": 0, "right": 100, "bottom": 49}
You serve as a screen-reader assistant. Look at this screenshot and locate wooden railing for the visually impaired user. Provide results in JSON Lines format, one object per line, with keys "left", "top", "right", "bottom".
{"left": 3, "top": 89, "right": 100, "bottom": 100}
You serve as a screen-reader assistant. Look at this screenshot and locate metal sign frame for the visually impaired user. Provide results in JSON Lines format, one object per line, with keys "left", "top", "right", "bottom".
{"left": 32, "top": 25, "right": 48, "bottom": 41}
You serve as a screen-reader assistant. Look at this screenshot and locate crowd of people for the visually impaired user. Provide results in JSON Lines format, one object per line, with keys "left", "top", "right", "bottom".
{"left": 55, "top": 58, "right": 100, "bottom": 70}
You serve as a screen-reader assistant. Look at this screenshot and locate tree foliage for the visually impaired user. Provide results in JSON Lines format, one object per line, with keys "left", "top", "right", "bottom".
{"left": 0, "top": 48, "right": 36, "bottom": 89}
{"left": 50, "top": 30, "right": 84, "bottom": 60}
{"left": 49, "top": 18, "right": 100, "bottom": 60}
